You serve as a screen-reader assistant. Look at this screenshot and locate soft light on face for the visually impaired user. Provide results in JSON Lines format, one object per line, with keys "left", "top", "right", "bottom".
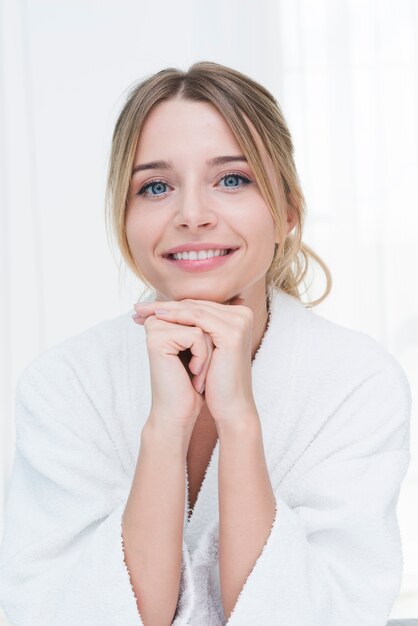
{"left": 125, "top": 98, "right": 289, "bottom": 308}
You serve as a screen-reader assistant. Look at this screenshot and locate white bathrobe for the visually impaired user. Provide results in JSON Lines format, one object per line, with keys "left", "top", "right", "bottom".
{"left": 0, "top": 287, "right": 411, "bottom": 626}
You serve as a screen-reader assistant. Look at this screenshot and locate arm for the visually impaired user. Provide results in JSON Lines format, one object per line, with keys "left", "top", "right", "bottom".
{"left": 0, "top": 357, "right": 195, "bottom": 626}
{"left": 217, "top": 416, "right": 276, "bottom": 621}
{"left": 122, "top": 420, "right": 191, "bottom": 626}
{"left": 218, "top": 361, "right": 411, "bottom": 626}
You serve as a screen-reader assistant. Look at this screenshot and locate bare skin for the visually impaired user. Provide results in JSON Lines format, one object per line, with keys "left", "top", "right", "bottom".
{"left": 186, "top": 404, "right": 219, "bottom": 519}
{"left": 121, "top": 97, "right": 296, "bottom": 625}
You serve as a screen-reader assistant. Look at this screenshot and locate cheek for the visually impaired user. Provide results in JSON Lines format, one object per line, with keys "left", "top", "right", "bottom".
{"left": 244, "top": 205, "right": 277, "bottom": 244}
{"left": 125, "top": 220, "right": 138, "bottom": 256}
{"left": 125, "top": 210, "right": 151, "bottom": 255}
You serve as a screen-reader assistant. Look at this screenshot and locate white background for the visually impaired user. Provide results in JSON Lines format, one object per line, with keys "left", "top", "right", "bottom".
{"left": 1, "top": 0, "right": 417, "bottom": 621}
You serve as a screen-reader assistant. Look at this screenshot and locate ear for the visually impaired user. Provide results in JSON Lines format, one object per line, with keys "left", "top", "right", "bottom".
{"left": 274, "top": 193, "right": 298, "bottom": 244}
{"left": 286, "top": 194, "right": 298, "bottom": 235}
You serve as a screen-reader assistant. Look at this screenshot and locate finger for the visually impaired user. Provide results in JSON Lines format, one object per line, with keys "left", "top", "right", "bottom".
{"left": 132, "top": 311, "right": 154, "bottom": 323}
{"left": 152, "top": 305, "right": 232, "bottom": 335}
{"left": 191, "top": 331, "right": 214, "bottom": 392}
{"left": 134, "top": 297, "right": 246, "bottom": 316}
{"left": 179, "top": 297, "right": 246, "bottom": 311}
{"left": 135, "top": 311, "right": 214, "bottom": 393}
{"left": 132, "top": 304, "right": 246, "bottom": 331}
{"left": 142, "top": 315, "right": 209, "bottom": 380}
{"left": 153, "top": 306, "right": 253, "bottom": 356}
{"left": 134, "top": 312, "right": 211, "bottom": 362}
{"left": 132, "top": 313, "right": 147, "bottom": 322}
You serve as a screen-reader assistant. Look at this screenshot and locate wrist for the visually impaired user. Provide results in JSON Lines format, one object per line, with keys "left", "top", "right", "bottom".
{"left": 216, "top": 409, "right": 261, "bottom": 441}
{"left": 142, "top": 418, "right": 193, "bottom": 458}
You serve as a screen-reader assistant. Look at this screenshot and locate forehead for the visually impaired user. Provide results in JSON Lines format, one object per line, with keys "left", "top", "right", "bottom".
{"left": 134, "top": 98, "right": 278, "bottom": 184}
{"left": 137, "top": 99, "right": 239, "bottom": 148}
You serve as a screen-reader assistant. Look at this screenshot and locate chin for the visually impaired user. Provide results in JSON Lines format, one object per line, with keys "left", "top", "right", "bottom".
{"left": 161, "top": 286, "right": 240, "bottom": 304}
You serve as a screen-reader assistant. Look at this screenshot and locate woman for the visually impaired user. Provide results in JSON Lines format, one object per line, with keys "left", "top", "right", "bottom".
{"left": 0, "top": 62, "right": 411, "bottom": 626}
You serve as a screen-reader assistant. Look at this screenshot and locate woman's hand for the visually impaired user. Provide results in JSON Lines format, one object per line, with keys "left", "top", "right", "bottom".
{"left": 132, "top": 309, "right": 214, "bottom": 433}
{"left": 133, "top": 298, "right": 258, "bottom": 427}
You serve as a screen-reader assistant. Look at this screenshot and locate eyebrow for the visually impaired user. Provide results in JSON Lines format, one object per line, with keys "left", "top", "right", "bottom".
{"left": 131, "top": 155, "right": 247, "bottom": 176}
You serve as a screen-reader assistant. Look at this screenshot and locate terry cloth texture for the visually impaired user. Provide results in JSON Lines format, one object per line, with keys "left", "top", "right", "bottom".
{"left": 0, "top": 286, "right": 412, "bottom": 625}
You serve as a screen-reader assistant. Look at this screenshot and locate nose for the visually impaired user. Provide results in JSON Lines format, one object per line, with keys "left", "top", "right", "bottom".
{"left": 172, "top": 184, "right": 218, "bottom": 231}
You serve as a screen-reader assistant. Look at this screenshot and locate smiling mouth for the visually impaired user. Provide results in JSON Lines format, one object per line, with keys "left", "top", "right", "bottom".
{"left": 162, "top": 248, "right": 239, "bottom": 272}
{"left": 164, "top": 248, "right": 237, "bottom": 260}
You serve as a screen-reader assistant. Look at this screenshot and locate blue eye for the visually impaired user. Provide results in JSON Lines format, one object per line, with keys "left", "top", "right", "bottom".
{"left": 136, "top": 172, "right": 252, "bottom": 200}
{"left": 219, "top": 172, "right": 251, "bottom": 189}
{"left": 137, "top": 180, "right": 169, "bottom": 198}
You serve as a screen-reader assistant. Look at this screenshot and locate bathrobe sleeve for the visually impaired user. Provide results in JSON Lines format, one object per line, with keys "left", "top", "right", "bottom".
{"left": 0, "top": 354, "right": 195, "bottom": 626}
{"left": 225, "top": 360, "right": 411, "bottom": 626}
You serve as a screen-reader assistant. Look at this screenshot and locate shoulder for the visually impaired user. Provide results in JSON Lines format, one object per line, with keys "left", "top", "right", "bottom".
{"left": 268, "top": 293, "right": 412, "bottom": 488}
{"left": 308, "top": 302, "right": 410, "bottom": 397}
{"left": 14, "top": 311, "right": 145, "bottom": 436}
{"left": 18, "top": 310, "right": 136, "bottom": 384}
{"left": 275, "top": 288, "right": 409, "bottom": 388}
{"left": 272, "top": 289, "right": 411, "bottom": 433}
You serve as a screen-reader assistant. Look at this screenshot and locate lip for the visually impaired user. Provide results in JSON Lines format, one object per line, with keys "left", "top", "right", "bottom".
{"left": 162, "top": 243, "right": 240, "bottom": 257}
{"left": 163, "top": 248, "right": 238, "bottom": 272}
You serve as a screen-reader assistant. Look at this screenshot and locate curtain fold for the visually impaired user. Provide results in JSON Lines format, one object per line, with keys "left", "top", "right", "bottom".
{"left": 0, "top": 0, "right": 45, "bottom": 516}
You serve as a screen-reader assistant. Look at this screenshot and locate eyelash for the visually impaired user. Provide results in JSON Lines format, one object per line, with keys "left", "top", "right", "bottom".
{"left": 136, "top": 171, "right": 252, "bottom": 199}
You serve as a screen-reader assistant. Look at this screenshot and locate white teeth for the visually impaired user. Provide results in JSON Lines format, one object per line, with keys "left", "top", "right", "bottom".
{"left": 171, "top": 249, "right": 230, "bottom": 261}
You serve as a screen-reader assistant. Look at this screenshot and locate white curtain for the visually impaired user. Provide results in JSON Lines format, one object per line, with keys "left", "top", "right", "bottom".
{"left": 1, "top": 0, "right": 417, "bottom": 622}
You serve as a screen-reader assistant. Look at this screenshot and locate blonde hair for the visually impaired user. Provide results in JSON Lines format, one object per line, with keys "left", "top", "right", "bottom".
{"left": 105, "top": 61, "right": 332, "bottom": 307}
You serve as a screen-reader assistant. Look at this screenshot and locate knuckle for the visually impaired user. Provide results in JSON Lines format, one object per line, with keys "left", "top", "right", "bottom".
{"left": 236, "top": 317, "right": 248, "bottom": 331}
{"left": 235, "top": 305, "right": 252, "bottom": 320}
{"left": 229, "top": 329, "right": 242, "bottom": 344}
{"left": 244, "top": 307, "right": 254, "bottom": 321}
{"left": 143, "top": 315, "right": 156, "bottom": 329}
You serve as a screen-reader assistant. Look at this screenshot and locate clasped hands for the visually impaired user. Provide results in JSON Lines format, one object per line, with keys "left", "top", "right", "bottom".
{"left": 132, "top": 297, "right": 258, "bottom": 427}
